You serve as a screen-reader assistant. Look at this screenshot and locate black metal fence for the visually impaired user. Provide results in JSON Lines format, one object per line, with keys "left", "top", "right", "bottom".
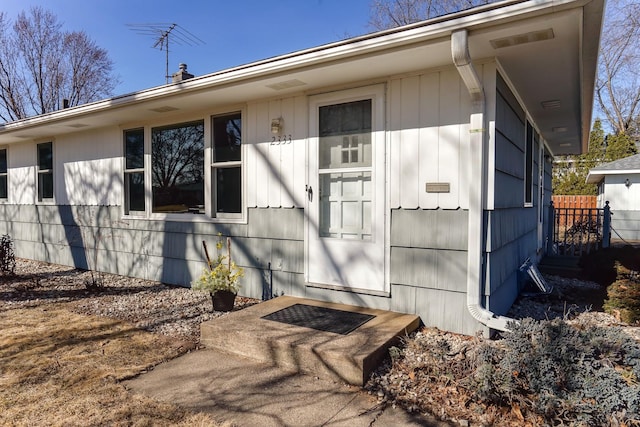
{"left": 548, "top": 201, "right": 611, "bottom": 257}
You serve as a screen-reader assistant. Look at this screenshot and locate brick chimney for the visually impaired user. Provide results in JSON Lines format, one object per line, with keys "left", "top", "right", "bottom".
{"left": 172, "top": 63, "right": 194, "bottom": 83}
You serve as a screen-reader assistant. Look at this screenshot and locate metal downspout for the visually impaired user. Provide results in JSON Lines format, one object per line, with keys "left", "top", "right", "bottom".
{"left": 451, "top": 29, "right": 513, "bottom": 333}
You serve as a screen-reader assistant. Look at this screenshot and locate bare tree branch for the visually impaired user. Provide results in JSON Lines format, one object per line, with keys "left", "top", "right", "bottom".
{"left": 595, "top": 0, "right": 640, "bottom": 139}
{"left": 368, "top": 0, "right": 495, "bottom": 30}
{"left": 0, "top": 7, "right": 118, "bottom": 122}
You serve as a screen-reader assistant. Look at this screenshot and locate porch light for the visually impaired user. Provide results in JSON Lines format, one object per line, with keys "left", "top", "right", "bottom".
{"left": 271, "top": 118, "right": 283, "bottom": 134}
{"left": 625, "top": 178, "right": 632, "bottom": 188}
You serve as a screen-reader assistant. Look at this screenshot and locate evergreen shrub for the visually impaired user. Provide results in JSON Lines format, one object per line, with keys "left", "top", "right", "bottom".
{"left": 469, "top": 318, "right": 640, "bottom": 425}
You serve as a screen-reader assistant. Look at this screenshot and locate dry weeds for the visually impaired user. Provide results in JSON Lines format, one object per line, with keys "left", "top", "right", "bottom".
{"left": 0, "top": 305, "right": 221, "bottom": 426}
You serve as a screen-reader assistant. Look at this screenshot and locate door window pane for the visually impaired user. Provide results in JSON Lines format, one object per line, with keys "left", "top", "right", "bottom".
{"left": 319, "top": 100, "right": 371, "bottom": 169}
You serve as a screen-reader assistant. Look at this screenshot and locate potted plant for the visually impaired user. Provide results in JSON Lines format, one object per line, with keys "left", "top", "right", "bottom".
{"left": 192, "top": 234, "right": 244, "bottom": 312}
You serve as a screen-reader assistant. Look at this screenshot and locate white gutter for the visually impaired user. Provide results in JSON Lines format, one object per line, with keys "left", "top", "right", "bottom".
{"left": 451, "top": 29, "right": 513, "bottom": 333}
{"left": 0, "top": 0, "right": 593, "bottom": 138}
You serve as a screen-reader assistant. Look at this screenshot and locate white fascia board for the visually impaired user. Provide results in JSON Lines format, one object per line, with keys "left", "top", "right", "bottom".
{"left": 586, "top": 172, "right": 604, "bottom": 184}
{"left": 0, "top": 0, "right": 592, "bottom": 136}
{"left": 584, "top": 169, "right": 640, "bottom": 184}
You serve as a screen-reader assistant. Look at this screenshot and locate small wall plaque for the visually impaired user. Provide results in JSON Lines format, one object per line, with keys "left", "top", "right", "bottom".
{"left": 425, "top": 182, "right": 450, "bottom": 193}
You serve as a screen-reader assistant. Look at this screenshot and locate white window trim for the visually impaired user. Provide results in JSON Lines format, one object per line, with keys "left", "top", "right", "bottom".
{"left": 0, "top": 147, "right": 8, "bottom": 202}
{"left": 123, "top": 128, "right": 146, "bottom": 217}
{"left": 524, "top": 121, "right": 534, "bottom": 207}
{"left": 210, "top": 111, "right": 245, "bottom": 222}
{"left": 121, "top": 109, "right": 246, "bottom": 224}
{"left": 36, "top": 141, "right": 55, "bottom": 204}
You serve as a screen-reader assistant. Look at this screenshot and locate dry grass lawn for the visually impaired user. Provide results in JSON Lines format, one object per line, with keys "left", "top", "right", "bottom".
{"left": 0, "top": 305, "right": 221, "bottom": 426}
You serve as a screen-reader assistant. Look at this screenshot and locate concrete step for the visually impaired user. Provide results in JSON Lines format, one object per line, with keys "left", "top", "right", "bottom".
{"left": 200, "top": 295, "right": 420, "bottom": 386}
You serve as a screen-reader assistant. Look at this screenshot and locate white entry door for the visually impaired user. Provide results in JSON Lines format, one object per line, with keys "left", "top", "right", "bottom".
{"left": 307, "top": 85, "right": 386, "bottom": 293}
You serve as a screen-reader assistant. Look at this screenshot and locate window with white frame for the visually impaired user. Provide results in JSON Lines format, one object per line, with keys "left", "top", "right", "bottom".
{"left": 151, "top": 120, "right": 204, "bottom": 214}
{"left": 212, "top": 112, "right": 242, "bottom": 216}
{"left": 524, "top": 121, "right": 534, "bottom": 206}
{"left": 37, "top": 142, "right": 53, "bottom": 201}
{"left": 0, "top": 149, "right": 7, "bottom": 199}
{"left": 124, "top": 128, "right": 145, "bottom": 214}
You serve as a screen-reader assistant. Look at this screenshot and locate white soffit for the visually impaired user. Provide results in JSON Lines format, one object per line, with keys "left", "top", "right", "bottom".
{"left": 0, "top": 0, "right": 603, "bottom": 151}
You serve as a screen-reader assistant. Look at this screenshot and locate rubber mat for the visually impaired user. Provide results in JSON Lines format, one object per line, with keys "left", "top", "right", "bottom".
{"left": 261, "top": 303, "right": 375, "bottom": 335}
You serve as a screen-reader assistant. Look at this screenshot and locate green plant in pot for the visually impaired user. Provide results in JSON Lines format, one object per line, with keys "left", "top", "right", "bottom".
{"left": 192, "top": 235, "right": 244, "bottom": 312}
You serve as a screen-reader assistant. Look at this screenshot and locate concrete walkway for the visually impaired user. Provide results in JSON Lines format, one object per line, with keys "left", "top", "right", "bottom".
{"left": 125, "top": 347, "right": 448, "bottom": 426}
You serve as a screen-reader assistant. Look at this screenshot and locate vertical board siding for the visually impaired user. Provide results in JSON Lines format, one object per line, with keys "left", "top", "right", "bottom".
{"left": 279, "top": 97, "right": 295, "bottom": 208}
{"left": 55, "top": 129, "right": 122, "bottom": 206}
{"left": 246, "top": 97, "right": 307, "bottom": 209}
{"left": 267, "top": 99, "right": 283, "bottom": 208}
{"left": 419, "top": 72, "right": 440, "bottom": 209}
{"left": 399, "top": 76, "right": 421, "bottom": 209}
{"left": 255, "top": 103, "right": 271, "bottom": 208}
{"left": 7, "top": 142, "right": 35, "bottom": 204}
{"left": 437, "top": 70, "right": 463, "bottom": 209}
{"left": 390, "top": 68, "right": 468, "bottom": 210}
{"left": 389, "top": 79, "right": 402, "bottom": 208}
{"left": 246, "top": 104, "right": 259, "bottom": 208}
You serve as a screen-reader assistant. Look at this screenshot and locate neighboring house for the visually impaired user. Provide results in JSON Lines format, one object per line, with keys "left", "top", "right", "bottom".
{"left": 0, "top": 0, "right": 604, "bottom": 335}
{"left": 587, "top": 153, "right": 640, "bottom": 241}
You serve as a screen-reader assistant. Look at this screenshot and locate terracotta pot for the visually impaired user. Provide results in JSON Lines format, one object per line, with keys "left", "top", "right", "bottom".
{"left": 211, "top": 290, "right": 236, "bottom": 312}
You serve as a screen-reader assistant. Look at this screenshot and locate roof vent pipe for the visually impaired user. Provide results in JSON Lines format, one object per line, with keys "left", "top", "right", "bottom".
{"left": 451, "top": 29, "right": 515, "bottom": 333}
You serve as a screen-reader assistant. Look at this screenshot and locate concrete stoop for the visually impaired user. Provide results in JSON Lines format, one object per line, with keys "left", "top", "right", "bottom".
{"left": 200, "top": 295, "right": 420, "bottom": 386}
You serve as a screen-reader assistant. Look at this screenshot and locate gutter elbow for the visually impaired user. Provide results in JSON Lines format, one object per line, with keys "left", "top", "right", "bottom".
{"left": 467, "top": 303, "right": 517, "bottom": 332}
{"left": 451, "top": 29, "right": 484, "bottom": 103}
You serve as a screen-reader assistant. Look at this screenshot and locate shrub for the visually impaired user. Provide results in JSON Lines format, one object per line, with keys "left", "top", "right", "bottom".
{"left": 0, "top": 234, "right": 16, "bottom": 275}
{"left": 604, "top": 261, "right": 640, "bottom": 324}
{"left": 469, "top": 318, "right": 640, "bottom": 425}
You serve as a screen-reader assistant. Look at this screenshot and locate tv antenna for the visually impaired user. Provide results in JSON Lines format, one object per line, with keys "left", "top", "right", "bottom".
{"left": 127, "top": 23, "right": 205, "bottom": 84}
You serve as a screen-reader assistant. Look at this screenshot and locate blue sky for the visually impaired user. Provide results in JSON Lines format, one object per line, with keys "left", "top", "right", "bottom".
{"left": 1, "top": 0, "right": 374, "bottom": 96}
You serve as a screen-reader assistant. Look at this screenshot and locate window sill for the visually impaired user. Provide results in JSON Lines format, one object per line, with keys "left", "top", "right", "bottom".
{"left": 122, "top": 212, "right": 247, "bottom": 225}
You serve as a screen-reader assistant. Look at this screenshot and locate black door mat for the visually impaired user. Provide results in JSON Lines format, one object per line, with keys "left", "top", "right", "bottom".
{"left": 261, "top": 303, "right": 375, "bottom": 335}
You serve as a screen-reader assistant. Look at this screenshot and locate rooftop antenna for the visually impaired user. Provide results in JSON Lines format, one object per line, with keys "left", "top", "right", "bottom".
{"left": 127, "top": 23, "right": 205, "bottom": 84}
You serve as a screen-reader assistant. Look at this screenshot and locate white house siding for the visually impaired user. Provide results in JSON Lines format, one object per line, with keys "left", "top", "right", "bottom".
{"left": 385, "top": 65, "right": 495, "bottom": 335}
{"left": 0, "top": 65, "right": 546, "bottom": 336}
{"left": 246, "top": 96, "right": 307, "bottom": 209}
{"left": 484, "top": 73, "right": 542, "bottom": 316}
{"left": 389, "top": 66, "right": 471, "bottom": 210}
{"left": 5, "top": 142, "right": 36, "bottom": 204}
{"left": 603, "top": 175, "right": 640, "bottom": 240}
{"left": 56, "top": 128, "right": 123, "bottom": 206}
